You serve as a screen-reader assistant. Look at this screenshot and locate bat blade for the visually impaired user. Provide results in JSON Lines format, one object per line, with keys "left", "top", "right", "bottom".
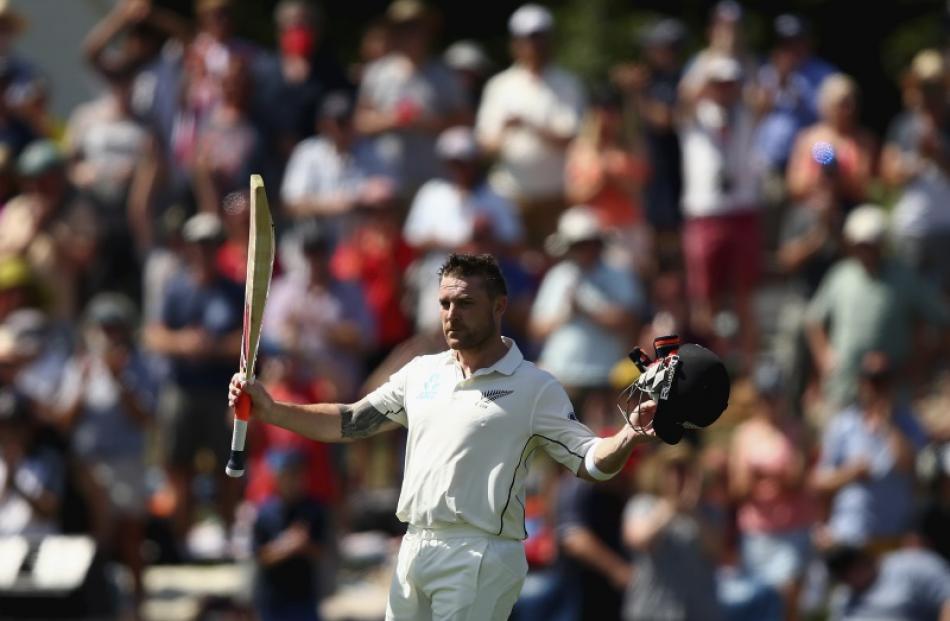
{"left": 227, "top": 174, "right": 275, "bottom": 478}
{"left": 240, "top": 174, "right": 276, "bottom": 383}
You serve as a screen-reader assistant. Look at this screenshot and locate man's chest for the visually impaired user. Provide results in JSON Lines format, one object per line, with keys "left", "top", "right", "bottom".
{"left": 403, "top": 370, "right": 529, "bottom": 441}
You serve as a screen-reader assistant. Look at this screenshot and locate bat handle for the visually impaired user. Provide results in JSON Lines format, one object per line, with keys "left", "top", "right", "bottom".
{"left": 225, "top": 392, "right": 252, "bottom": 478}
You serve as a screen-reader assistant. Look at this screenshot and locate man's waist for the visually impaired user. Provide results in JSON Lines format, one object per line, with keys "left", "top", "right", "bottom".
{"left": 406, "top": 523, "right": 505, "bottom": 541}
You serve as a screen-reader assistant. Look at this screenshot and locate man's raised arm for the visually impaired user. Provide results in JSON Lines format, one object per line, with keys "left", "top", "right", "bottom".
{"left": 228, "top": 374, "right": 401, "bottom": 443}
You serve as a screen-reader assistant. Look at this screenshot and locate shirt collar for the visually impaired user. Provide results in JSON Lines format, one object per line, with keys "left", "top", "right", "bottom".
{"left": 444, "top": 337, "right": 524, "bottom": 377}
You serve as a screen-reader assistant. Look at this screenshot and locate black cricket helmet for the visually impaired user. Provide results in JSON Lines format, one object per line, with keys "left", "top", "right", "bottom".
{"left": 618, "top": 335, "right": 730, "bottom": 444}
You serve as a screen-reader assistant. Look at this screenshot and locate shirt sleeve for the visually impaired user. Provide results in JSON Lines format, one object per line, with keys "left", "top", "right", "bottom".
{"left": 364, "top": 358, "right": 414, "bottom": 427}
{"left": 817, "top": 414, "right": 846, "bottom": 471}
{"left": 530, "top": 264, "right": 573, "bottom": 327}
{"left": 805, "top": 264, "right": 839, "bottom": 326}
{"left": 280, "top": 143, "right": 315, "bottom": 205}
{"left": 530, "top": 379, "right": 598, "bottom": 473}
{"left": 475, "top": 76, "right": 505, "bottom": 146}
{"left": 403, "top": 183, "right": 436, "bottom": 247}
{"left": 909, "top": 554, "right": 950, "bottom": 613}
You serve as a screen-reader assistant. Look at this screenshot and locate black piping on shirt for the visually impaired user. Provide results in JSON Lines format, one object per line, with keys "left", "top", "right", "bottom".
{"left": 496, "top": 434, "right": 584, "bottom": 536}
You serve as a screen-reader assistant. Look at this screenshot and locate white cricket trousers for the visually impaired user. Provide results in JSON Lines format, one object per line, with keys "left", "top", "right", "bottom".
{"left": 385, "top": 524, "right": 528, "bottom": 621}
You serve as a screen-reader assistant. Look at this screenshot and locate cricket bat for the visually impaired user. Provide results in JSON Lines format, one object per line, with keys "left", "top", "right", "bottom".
{"left": 226, "top": 174, "right": 276, "bottom": 478}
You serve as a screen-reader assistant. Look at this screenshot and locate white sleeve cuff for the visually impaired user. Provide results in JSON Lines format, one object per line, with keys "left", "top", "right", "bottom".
{"left": 583, "top": 438, "right": 619, "bottom": 481}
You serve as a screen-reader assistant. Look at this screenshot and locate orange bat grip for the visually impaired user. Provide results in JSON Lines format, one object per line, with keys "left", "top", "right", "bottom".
{"left": 235, "top": 391, "right": 252, "bottom": 422}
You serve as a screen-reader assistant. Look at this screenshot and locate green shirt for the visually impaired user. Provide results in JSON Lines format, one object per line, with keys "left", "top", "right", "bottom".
{"left": 806, "top": 258, "right": 950, "bottom": 406}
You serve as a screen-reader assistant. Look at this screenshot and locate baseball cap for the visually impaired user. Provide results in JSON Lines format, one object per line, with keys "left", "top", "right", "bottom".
{"left": 387, "top": 0, "right": 428, "bottom": 24}
{"left": 509, "top": 4, "right": 554, "bottom": 37}
{"left": 705, "top": 55, "right": 743, "bottom": 83}
{"left": 436, "top": 126, "right": 479, "bottom": 161}
{"left": 17, "top": 140, "right": 64, "bottom": 177}
{"left": 444, "top": 40, "right": 492, "bottom": 74}
{"left": 641, "top": 18, "right": 686, "bottom": 48}
{"left": 182, "top": 213, "right": 225, "bottom": 244}
{"left": 85, "top": 292, "right": 138, "bottom": 328}
{"left": 774, "top": 14, "right": 809, "bottom": 41}
{"left": 843, "top": 204, "right": 888, "bottom": 245}
{"left": 319, "top": 91, "right": 355, "bottom": 121}
{"left": 910, "top": 49, "right": 945, "bottom": 84}
{"left": 195, "top": 0, "right": 233, "bottom": 14}
{"left": 712, "top": 0, "right": 743, "bottom": 23}
{"left": 627, "top": 338, "right": 730, "bottom": 445}
{"left": 544, "top": 206, "right": 603, "bottom": 256}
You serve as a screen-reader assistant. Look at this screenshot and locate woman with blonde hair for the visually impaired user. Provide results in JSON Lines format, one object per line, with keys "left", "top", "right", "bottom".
{"left": 786, "top": 73, "right": 877, "bottom": 210}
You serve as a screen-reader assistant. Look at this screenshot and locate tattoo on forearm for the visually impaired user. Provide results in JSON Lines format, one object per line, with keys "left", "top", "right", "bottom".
{"left": 340, "top": 401, "right": 396, "bottom": 439}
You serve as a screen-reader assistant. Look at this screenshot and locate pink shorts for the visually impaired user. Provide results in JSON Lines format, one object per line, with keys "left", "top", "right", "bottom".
{"left": 683, "top": 210, "right": 762, "bottom": 302}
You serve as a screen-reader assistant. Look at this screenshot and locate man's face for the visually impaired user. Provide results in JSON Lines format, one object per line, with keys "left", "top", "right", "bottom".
{"left": 439, "top": 274, "right": 505, "bottom": 350}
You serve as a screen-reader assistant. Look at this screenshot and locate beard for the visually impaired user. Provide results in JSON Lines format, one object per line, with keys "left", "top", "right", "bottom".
{"left": 443, "top": 318, "right": 495, "bottom": 351}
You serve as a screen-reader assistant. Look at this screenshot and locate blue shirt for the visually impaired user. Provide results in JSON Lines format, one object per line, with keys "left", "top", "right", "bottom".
{"left": 754, "top": 56, "right": 836, "bottom": 170}
{"left": 160, "top": 271, "right": 244, "bottom": 388}
{"left": 831, "top": 549, "right": 950, "bottom": 621}
{"left": 818, "top": 406, "right": 928, "bottom": 544}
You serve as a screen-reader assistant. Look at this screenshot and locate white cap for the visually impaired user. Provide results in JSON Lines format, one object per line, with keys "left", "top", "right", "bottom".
{"left": 508, "top": 4, "right": 553, "bottom": 37}
{"left": 436, "top": 126, "right": 479, "bottom": 161}
{"left": 444, "top": 40, "right": 491, "bottom": 73}
{"left": 545, "top": 206, "right": 603, "bottom": 256}
{"left": 705, "top": 55, "right": 743, "bottom": 83}
{"left": 843, "top": 204, "right": 888, "bottom": 245}
{"left": 182, "top": 213, "right": 225, "bottom": 244}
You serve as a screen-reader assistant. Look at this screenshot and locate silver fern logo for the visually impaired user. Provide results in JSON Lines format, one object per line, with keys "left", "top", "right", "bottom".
{"left": 477, "top": 389, "right": 513, "bottom": 408}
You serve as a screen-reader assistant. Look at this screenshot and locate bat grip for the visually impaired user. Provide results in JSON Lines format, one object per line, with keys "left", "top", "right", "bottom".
{"left": 226, "top": 392, "right": 252, "bottom": 478}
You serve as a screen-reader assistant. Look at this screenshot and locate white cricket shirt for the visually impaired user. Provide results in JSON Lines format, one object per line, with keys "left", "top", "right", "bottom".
{"left": 366, "top": 338, "right": 599, "bottom": 540}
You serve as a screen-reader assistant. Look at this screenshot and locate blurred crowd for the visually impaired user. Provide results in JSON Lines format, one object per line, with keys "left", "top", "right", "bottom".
{"left": 0, "top": 0, "right": 949, "bottom": 619}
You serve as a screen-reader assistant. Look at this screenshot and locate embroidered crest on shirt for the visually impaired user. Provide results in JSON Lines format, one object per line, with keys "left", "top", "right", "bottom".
{"left": 417, "top": 374, "right": 441, "bottom": 400}
{"left": 476, "top": 389, "right": 514, "bottom": 408}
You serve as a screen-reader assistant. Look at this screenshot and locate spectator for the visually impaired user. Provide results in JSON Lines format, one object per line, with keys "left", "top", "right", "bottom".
{"left": 65, "top": 63, "right": 152, "bottom": 298}
{"left": 918, "top": 443, "right": 950, "bottom": 563}
{"left": 0, "top": 140, "right": 99, "bottom": 320}
{"left": 623, "top": 444, "right": 724, "bottom": 621}
{"left": 281, "top": 91, "right": 394, "bottom": 229}
{"left": 0, "top": 389, "right": 63, "bottom": 537}
{"left": 255, "top": 0, "right": 351, "bottom": 158}
{"left": 824, "top": 544, "right": 950, "bottom": 621}
{"left": 812, "top": 352, "right": 928, "bottom": 548}
{"left": 0, "top": 0, "right": 33, "bottom": 88}
{"left": 193, "top": 58, "right": 265, "bottom": 214}
{"left": 244, "top": 353, "right": 341, "bottom": 509}
{"left": 529, "top": 206, "right": 643, "bottom": 426}
{"left": 679, "top": 55, "right": 763, "bottom": 364}
{"left": 355, "top": 0, "right": 469, "bottom": 196}
{"left": 404, "top": 126, "right": 522, "bottom": 252}
{"left": 753, "top": 15, "right": 837, "bottom": 176}
{"left": 786, "top": 74, "right": 876, "bottom": 210}
{"left": 55, "top": 293, "right": 155, "bottom": 611}
{"left": 253, "top": 448, "right": 327, "bottom": 621}
{"left": 261, "top": 221, "right": 375, "bottom": 402}
{"left": 774, "top": 159, "right": 844, "bottom": 413}
{"left": 7, "top": 76, "right": 66, "bottom": 145}
{"left": 331, "top": 187, "right": 415, "bottom": 367}
{"left": 555, "top": 464, "right": 634, "bottom": 621}
{"left": 143, "top": 213, "right": 243, "bottom": 541}
{"left": 805, "top": 205, "right": 950, "bottom": 409}
{"left": 443, "top": 40, "right": 493, "bottom": 110}
{"left": 730, "top": 361, "right": 815, "bottom": 620}
{"left": 171, "top": 0, "right": 261, "bottom": 175}
{"left": 349, "top": 17, "right": 391, "bottom": 85}
{"left": 882, "top": 49, "right": 950, "bottom": 293}
{"left": 679, "top": 1, "right": 758, "bottom": 107}
{"left": 613, "top": 17, "right": 686, "bottom": 236}
{"left": 404, "top": 125, "right": 522, "bottom": 334}
{"left": 476, "top": 3, "right": 586, "bottom": 248}
{"left": 565, "top": 86, "right": 651, "bottom": 271}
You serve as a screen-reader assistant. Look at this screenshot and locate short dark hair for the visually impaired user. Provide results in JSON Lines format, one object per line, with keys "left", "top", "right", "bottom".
{"left": 438, "top": 253, "right": 508, "bottom": 298}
